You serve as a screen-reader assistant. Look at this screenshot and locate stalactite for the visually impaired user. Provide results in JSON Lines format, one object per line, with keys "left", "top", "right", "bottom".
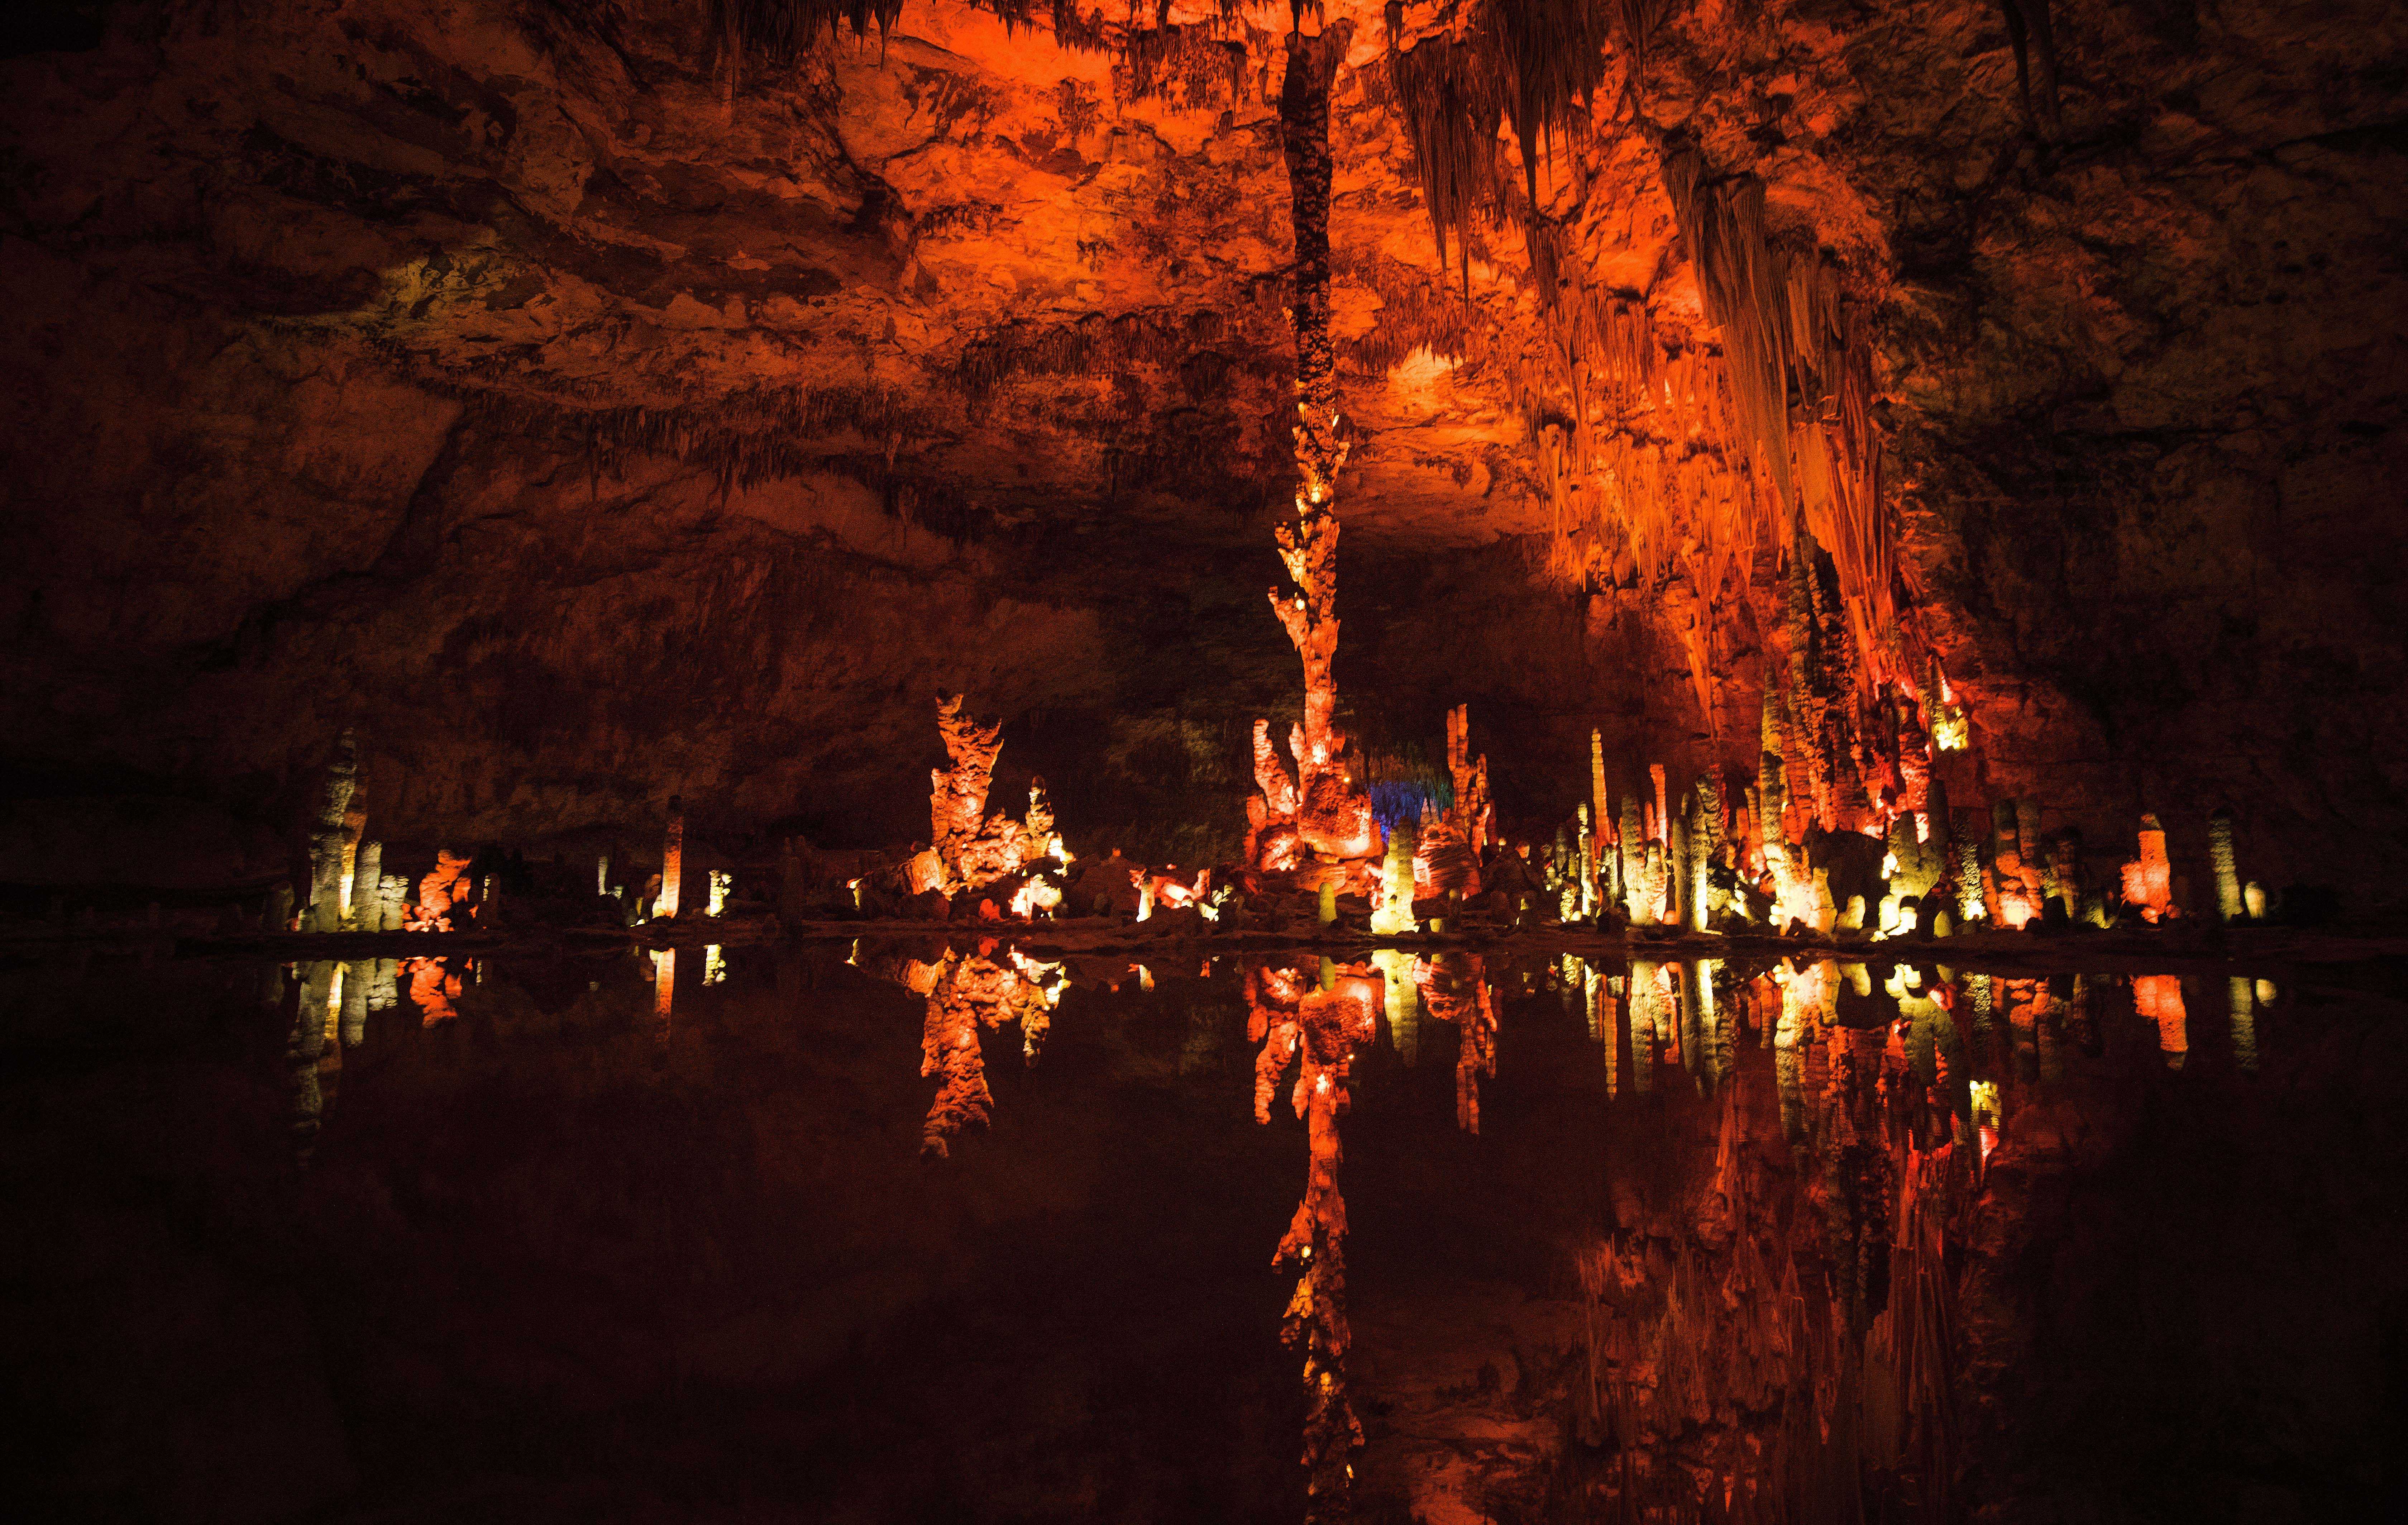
{"left": 2000, "top": 0, "right": 2063, "bottom": 138}
{"left": 707, "top": 0, "right": 904, "bottom": 79}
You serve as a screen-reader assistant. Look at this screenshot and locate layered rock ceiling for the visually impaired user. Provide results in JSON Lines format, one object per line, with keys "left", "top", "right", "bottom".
{"left": 3, "top": 0, "right": 2403, "bottom": 896}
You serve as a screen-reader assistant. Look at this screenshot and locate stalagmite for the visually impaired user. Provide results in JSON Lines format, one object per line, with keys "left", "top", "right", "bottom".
{"left": 307, "top": 730, "right": 358, "bottom": 932}
{"left": 1250, "top": 719, "right": 1302, "bottom": 869}
{"left": 596, "top": 853, "right": 611, "bottom": 897}
{"left": 2016, "top": 799, "right": 2048, "bottom": 906}
{"left": 1986, "top": 799, "right": 2042, "bottom": 928}
{"left": 2121, "top": 814, "right": 2177, "bottom": 922}
{"left": 1446, "top": 706, "right": 1490, "bottom": 854}
{"left": 1954, "top": 819, "right": 1986, "bottom": 927}
{"left": 707, "top": 870, "right": 731, "bottom": 916}
{"left": 2245, "top": 881, "right": 2268, "bottom": 920}
{"left": 2210, "top": 808, "right": 2243, "bottom": 921}
{"left": 1575, "top": 803, "right": 1596, "bottom": 918}
{"left": 413, "top": 851, "right": 470, "bottom": 931}
{"left": 2049, "top": 829, "right": 2082, "bottom": 922}
{"left": 1025, "top": 776, "right": 1062, "bottom": 863}
{"left": 1619, "top": 793, "right": 1646, "bottom": 923}
{"left": 1927, "top": 662, "right": 1970, "bottom": 752}
{"left": 348, "top": 841, "right": 381, "bottom": 931}
{"left": 1589, "top": 729, "right": 1609, "bottom": 904}
{"left": 1689, "top": 778, "right": 1724, "bottom": 931}
{"left": 1371, "top": 817, "right": 1418, "bottom": 935}
{"left": 377, "top": 875, "right": 406, "bottom": 932}
{"left": 1668, "top": 816, "right": 1690, "bottom": 927}
{"left": 659, "top": 798, "right": 685, "bottom": 918}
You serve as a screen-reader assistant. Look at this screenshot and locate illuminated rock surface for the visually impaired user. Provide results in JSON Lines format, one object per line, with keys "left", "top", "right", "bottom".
{"left": 0, "top": 0, "right": 2399, "bottom": 909}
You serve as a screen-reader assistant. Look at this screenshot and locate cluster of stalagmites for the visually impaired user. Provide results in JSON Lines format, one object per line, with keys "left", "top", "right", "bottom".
{"left": 1522, "top": 661, "right": 2279, "bottom": 942}
{"left": 267, "top": 732, "right": 753, "bottom": 942}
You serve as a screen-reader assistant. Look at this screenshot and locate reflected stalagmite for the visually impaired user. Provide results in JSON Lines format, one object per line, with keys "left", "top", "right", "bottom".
{"left": 1249, "top": 955, "right": 1375, "bottom": 1517}
{"left": 2228, "top": 977, "right": 2260, "bottom": 1072}
{"left": 908, "top": 948, "right": 1060, "bottom": 1156}
{"left": 2135, "top": 974, "right": 2188, "bottom": 1067}
{"left": 1417, "top": 952, "right": 1495, "bottom": 1133}
{"left": 2211, "top": 808, "right": 2244, "bottom": 921}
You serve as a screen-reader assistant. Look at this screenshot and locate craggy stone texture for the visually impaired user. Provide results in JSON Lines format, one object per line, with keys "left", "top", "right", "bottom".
{"left": 2, "top": 1, "right": 2402, "bottom": 905}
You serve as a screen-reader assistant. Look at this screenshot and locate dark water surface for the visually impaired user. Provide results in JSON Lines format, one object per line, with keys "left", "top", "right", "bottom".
{"left": 5, "top": 942, "right": 2405, "bottom": 1523}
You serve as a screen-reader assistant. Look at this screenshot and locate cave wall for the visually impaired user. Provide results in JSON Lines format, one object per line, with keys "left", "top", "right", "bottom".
{"left": 2, "top": 0, "right": 2402, "bottom": 908}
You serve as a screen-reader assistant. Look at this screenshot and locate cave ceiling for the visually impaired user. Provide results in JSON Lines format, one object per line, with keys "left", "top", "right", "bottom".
{"left": 9, "top": 0, "right": 1913, "bottom": 546}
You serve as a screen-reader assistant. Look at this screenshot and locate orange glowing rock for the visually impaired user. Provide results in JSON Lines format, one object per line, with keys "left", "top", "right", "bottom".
{"left": 1249, "top": 966, "right": 1304, "bottom": 1125}
{"left": 2134, "top": 974, "right": 2187, "bottom": 1066}
{"left": 930, "top": 692, "right": 1003, "bottom": 872}
{"left": 1264, "top": 506, "right": 1376, "bottom": 866}
{"left": 2121, "top": 814, "right": 2176, "bottom": 923}
{"left": 1415, "top": 800, "right": 1480, "bottom": 899}
{"left": 405, "top": 956, "right": 461, "bottom": 1026}
{"left": 411, "top": 849, "right": 471, "bottom": 931}
{"left": 1446, "top": 704, "right": 1492, "bottom": 856}
{"left": 914, "top": 948, "right": 1059, "bottom": 1156}
{"left": 658, "top": 801, "right": 684, "bottom": 918}
{"left": 926, "top": 695, "right": 1036, "bottom": 893}
{"left": 1415, "top": 953, "right": 1495, "bottom": 1133}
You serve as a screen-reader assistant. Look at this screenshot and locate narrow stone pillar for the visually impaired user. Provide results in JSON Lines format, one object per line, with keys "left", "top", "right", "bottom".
{"left": 307, "top": 730, "right": 358, "bottom": 932}
{"left": 2209, "top": 808, "right": 2243, "bottom": 921}
{"left": 349, "top": 841, "right": 382, "bottom": 931}
{"left": 659, "top": 797, "right": 684, "bottom": 918}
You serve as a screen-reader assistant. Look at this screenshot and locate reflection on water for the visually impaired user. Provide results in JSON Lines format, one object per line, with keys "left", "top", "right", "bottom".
{"left": 201, "top": 941, "right": 2312, "bottom": 1519}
